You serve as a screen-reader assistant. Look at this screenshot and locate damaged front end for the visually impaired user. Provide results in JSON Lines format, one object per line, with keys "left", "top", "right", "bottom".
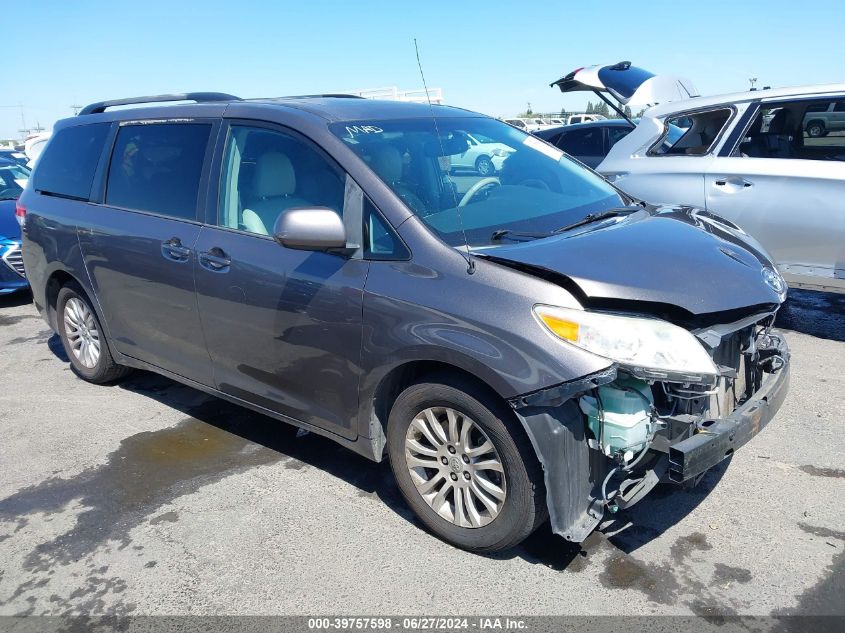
{"left": 509, "top": 311, "right": 790, "bottom": 543}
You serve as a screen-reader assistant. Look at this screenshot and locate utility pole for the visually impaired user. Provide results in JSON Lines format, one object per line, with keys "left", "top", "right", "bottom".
{"left": 70, "top": 104, "right": 82, "bottom": 115}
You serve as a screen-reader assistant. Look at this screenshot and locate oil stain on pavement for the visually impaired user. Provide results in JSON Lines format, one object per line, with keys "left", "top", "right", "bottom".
{"left": 0, "top": 373, "right": 406, "bottom": 614}
{"left": 0, "top": 404, "right": 286, "bottom": 574}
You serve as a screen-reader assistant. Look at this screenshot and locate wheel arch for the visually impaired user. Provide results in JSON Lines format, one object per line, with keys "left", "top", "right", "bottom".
{"left": 364, "top": 358, "right": 528, "bottom": 462}
{"left": 43, "top": 267, "right": 113, "bottom": 348}
{"left": 805, "top": 118, "right": 826, "bottom": 131}
{"left": 44, "top": 269, "right": 80, "bottom": 331}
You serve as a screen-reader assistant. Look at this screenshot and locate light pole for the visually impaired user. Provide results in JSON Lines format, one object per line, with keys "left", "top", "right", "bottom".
{"left": 749, "top": 77, "right": 758, "bottom": 91}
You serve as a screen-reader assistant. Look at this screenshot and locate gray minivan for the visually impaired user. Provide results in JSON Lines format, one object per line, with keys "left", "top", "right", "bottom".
{"left": 20, "top": 93, "right": 790, "bottom": 552}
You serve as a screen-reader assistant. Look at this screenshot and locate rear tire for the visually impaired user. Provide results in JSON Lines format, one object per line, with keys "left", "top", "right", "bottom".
{"left": 386, "top": 376, "right": 546, "bottom": 553}
{"left": 57, "top": 282, "right": 131, "bottom": 384}
{"left": 806, "top": 122, "right": 825, "bottom": 138}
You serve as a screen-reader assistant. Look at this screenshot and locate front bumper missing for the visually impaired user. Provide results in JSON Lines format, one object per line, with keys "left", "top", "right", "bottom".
{"left": 667, "top": 333, "right": 790, "bottom": 482}
{"left": 513, "top": 331, "right": 791, "bottom": 542}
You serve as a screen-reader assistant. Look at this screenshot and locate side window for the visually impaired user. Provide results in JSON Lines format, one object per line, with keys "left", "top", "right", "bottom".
{"left": 543, "top": 133, "right": 562, "bottom": 146}
{"left": 555, "top": 128, "right": 602, "bottom": 155}
{"left": 363, "top": 199, "right": 409, "bottom": 260}
{"left": 737, "top": 99, "right": 845, "bottom": 162}
{"left": 106, "top": 123, "right": 211, "bottom": 220}
{"left": 651, "top": 108, "right": 732, "bottom": 156}
{"left": 218, "top": 125, "right": 347, "bottom": 237}
{"left": 33, "top": 123, "right": 110, "bottom": 200}
{"left": 607, "top": 127, "right": 631, "bottom": 148}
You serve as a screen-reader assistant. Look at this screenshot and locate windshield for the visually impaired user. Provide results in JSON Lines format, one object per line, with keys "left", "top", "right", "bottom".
{"left": 0, "top": 164, "right": 30, "bottom": 200}
{"left": 331, "top": 117, "right": 624, "bottom": 247}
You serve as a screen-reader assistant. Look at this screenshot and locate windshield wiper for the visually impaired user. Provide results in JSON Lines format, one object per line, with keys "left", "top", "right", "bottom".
{"left": 552, "top": 206, "right": 640, "bottom": 234}
{"left": 490, "top": 229, "right": 554, "bottom": 242}
{"left": 491, "top": 206, "right": 640, "bottom": 243}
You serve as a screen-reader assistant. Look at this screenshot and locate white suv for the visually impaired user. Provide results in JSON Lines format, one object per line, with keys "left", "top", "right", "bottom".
{"left": 597, "top": 84, "right": 845, "bottom": 293}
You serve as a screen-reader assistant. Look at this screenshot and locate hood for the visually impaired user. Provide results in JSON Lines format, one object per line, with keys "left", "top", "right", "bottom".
{"left": 480, "top": 207, "right": 784, "bottom": 321}
{"left": 0, "top": 199, "right": 20, "bottom": 241}
{"left": 552, "top": 61, "right": 698, "bottom": 107}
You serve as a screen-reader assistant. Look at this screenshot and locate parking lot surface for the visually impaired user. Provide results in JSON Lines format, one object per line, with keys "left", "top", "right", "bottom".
{"left": 0, "top": 290, "right": 843, "bottom": 617}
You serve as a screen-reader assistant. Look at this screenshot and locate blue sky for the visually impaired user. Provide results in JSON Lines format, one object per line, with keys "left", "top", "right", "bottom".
{"left": 3, "top": 0, "right": 843, "bottom": 139}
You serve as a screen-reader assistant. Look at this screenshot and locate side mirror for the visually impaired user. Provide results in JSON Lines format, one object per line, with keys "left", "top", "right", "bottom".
{"left": 273, "top": 207, "right": 348, "bottom": 251}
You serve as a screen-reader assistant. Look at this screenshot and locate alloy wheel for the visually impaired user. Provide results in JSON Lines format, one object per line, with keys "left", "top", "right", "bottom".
{"left": 477, "top": 157, "right": 494, "bottom": 176}
{"left": 63, "top": 297, "right": 101, "bottom": 369}
{"left": 404, "top": 406, "right": 506, "bottom": 528}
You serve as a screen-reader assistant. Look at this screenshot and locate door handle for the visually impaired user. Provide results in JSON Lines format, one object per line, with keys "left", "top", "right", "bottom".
{"left": 199, "top": 247, "right": 231, "bottom": 272}
{"left": 713, "top": 177, "right": 753, "bottom": 190}
{"left": 161, "top": 237, "right": 191, "bottom": 262}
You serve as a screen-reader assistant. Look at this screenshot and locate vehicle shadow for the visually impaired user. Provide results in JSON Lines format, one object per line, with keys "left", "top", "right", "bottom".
{"left": 502, "top": 460, "right": 730, "bottom": 569}
{"left": 775, "top": 289, "right": 845, "bottom": 342}
{"left": 0, "top": 289, "right": 32, "bottom": 309}
{"left": 39, "top": 341, "right": 419, "bottom": 528}
{"left": 41, "top": 334, "right": 731, "bottom": 567}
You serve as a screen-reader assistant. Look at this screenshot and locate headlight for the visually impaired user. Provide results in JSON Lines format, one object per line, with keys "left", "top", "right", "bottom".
{"left": 490, "top": 148, "right": 507, "bottom": 157}
{"left": 533, "top": 305, "right": 718, "bottom": 380}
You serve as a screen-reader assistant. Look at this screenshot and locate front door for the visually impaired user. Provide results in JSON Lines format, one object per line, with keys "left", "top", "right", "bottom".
{"left": 705, "top": 97, "right": 845, "bottom": 291}
{"left": 194, "top": 123, "right": 368, "bottom": 439}
{"left": 80, "top": 121, "right": 217, "bottom": 384}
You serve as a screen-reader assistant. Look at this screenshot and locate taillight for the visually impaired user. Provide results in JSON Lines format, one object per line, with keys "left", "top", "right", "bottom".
{"left": 15, "top": 199, "right": 26, "bottom": 228}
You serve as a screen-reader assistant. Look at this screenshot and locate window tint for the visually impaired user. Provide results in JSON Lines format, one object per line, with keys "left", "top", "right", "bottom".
{"left": 33, "top": 124, "right": 109, "bottom": 200}
{"left": 607, "top": 126, "right": 631, "bottom": 148}
{"left": 555, "top": 128, "right": 603, "bottom": 156}
{"left": 218, "top": 125, "right": 347, "bottom": 237}
{"left": 652, "top": 108, "right": 731, "bottom": 156}
{"left": 106, "top": 123, "right": 211, "bottom": 220}
{"left": 364, "top": 199, "right": 408, "bottom": 260}
{"left": 737, "top": 99, "right": 845, "bottom": 162}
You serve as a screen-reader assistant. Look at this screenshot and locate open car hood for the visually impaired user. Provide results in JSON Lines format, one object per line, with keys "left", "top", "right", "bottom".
{"left": 551, "top": 61, "right": 698, "bottom": 107}
{"left": 479, "top": 207, "right": 784, "bottom": 322}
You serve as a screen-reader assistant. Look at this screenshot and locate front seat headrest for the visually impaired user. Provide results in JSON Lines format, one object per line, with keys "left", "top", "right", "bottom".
{"left": 253, "top": 151, "right": 296, "bottom": 198}
{"left": 369, "top": 145, "right": 404, "bottom": 183}
{"left": 767, "top": 109, "right": 790, "bottom": 135}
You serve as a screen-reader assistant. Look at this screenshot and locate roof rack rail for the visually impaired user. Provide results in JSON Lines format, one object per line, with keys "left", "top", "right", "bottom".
{"left": 253, "top": 93, "right": 365, "bottom": 101}
{"left": 79, "top": 92, "right": 242, "bottom": 115}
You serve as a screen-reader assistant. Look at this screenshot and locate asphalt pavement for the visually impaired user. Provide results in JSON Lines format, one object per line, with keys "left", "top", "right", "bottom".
{"left": 0, "top": 289, "right": 842, "bottom": 618}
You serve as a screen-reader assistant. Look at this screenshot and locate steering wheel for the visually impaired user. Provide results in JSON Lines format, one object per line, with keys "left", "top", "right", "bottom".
{"left": 518, "top": 178, "right": 550, "bottom": 191}
{"left": 459, "top": 177, "right": 500, "bottom": 207}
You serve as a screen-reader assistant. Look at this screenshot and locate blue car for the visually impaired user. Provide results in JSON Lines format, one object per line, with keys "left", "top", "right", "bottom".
{"left": 0, "top": 150, "right": 29, "bottom": 168}
{"left": 0, "top": 161, "right": 29, "bottom": 294}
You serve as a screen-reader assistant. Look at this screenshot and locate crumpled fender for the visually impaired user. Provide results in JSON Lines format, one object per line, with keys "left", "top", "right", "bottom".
{"left": 513, "top": 399, "right": 610, "bottom": 542}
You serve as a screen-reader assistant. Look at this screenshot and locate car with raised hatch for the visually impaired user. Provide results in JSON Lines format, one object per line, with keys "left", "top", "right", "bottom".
{"left": 19, "top": 92, "right": 790, "bottom": 552}
{"left": 552, "top": 63, "right": 845, "bottom": 293}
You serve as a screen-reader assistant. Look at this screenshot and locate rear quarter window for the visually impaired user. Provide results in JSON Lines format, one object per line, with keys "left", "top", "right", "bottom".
{"left": 650, "top": 108, "right": 732, "bottom": 156}
{"left": 33, "top": 123, "right": 110, "bottom": 200}
{"left": 105, "top": 123, "right": 211, "bottom": 220}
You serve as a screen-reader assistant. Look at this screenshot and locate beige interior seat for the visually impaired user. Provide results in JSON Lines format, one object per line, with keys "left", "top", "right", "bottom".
{"left": 242, "top": 151, "right": 309, "bottom": 235}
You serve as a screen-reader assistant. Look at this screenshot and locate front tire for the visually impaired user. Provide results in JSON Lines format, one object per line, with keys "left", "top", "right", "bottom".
{"left": 475, "top": 155, "right": 495, "bottom": 176}
{"left": 57, "top": 282, "right": 131, "bottom": 384}
{"left": 386, "top": 377, "right": 546, "bottom": 553}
